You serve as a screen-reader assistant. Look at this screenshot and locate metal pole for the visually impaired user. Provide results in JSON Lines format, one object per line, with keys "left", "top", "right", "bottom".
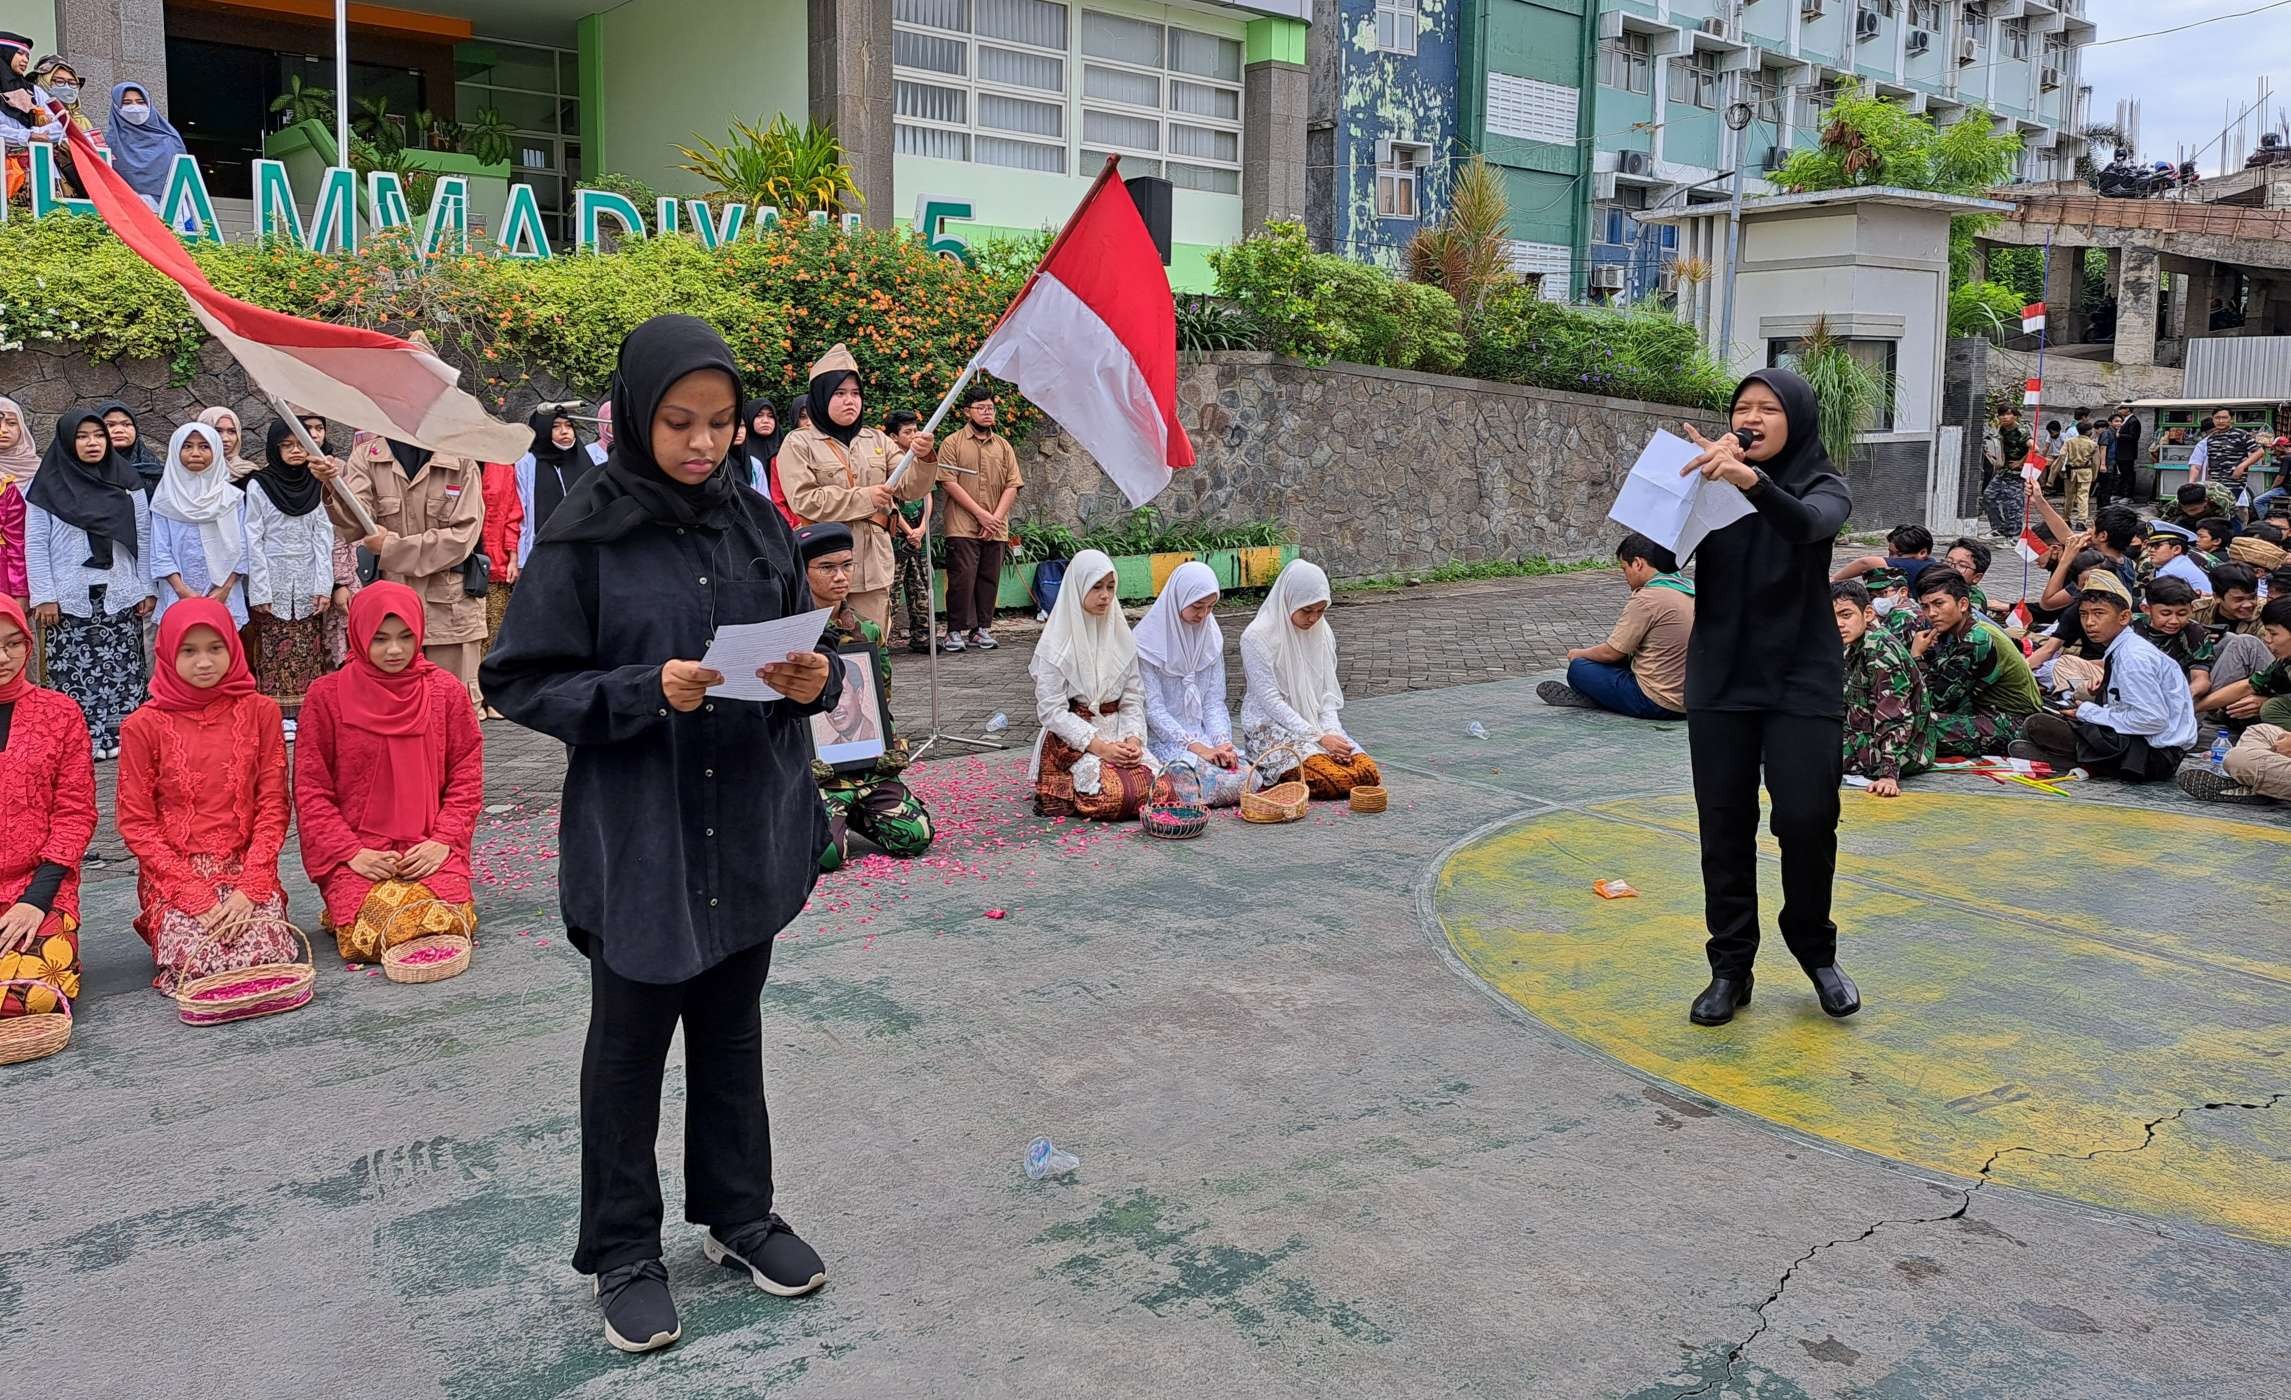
{"left": 334, "top": 0, "right": 352, "bottom": 168}
{"left": 885, "top": 354, "right": 1003, "bottom": 758}
{"left": 1715, "top": 1, "right": 1747, "bottom": 364}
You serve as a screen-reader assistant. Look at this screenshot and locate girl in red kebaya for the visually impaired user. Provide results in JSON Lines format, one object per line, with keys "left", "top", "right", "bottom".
{"left": 116, "top": 598, "right": 295, "bottom": 990}
{"left": 296, "top": 581, "right": 482, "bottom": 962}
{"left": 0, "top": 594, "right": 96, "bottom": 1020}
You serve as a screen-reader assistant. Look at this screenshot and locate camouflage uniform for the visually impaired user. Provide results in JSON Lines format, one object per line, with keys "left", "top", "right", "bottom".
{"left": 2162, "top": 483, "right": 2239, "bottom": 527}
{"left": 814, "top": 612, "right": 934, "bottom": 869}
{"left": 2136, "top": 617, "right": 2217, "bottom": 680}
{"left": 888, "top": 499, "right": 933, "bottom": 651}
{"left": 1842, "top": 623, "right": 1936, "bottom": 783}
{"left": 1918, "top": 619, "right": 2043, "bottom": 756}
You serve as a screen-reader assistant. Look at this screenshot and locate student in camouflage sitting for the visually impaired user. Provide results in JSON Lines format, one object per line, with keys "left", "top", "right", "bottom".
{"left": 2134, "top": 575, "right": 2219, "bottom": 704}
{"left": 1832, "top": 581, "right": 1934, "bottom": 798}
{"left": 795, "top": 522, "right": 934, "bottom": 870}
{"left": 1910, "top": 570, "right": 2044, "bottom": 756}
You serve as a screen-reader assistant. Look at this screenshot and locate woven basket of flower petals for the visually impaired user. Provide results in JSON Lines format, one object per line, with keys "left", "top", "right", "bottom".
{"left": 1240, "top": 743, "right": 1312, "bottom": 824}
{"left": 380, "top": 900, "right": 475, "bottom": 984}
{"left": 174, "top": 921, "right": 316, "bottom": 1026}
{"left": 1140, "top": 755, "right": 1210, "bottom": 841}
{"left": 0, "top": 979, "right": 73, "bottom": 1065}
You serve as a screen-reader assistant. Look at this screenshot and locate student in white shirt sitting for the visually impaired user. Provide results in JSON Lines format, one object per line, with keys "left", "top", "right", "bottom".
{"left": 2145, "top": 522, "right": 2214, "bottom": 597}
{"left": 2009, "top": 570, "right": 2198, "bottom": 782}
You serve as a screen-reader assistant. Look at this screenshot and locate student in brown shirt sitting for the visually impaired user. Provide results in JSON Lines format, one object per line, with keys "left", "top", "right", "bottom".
{"left": 935, "top": 386, "right": 1024, "bottom": 653}
{"left": 1538, "top": 533, "right": 1693, "bottom": 720}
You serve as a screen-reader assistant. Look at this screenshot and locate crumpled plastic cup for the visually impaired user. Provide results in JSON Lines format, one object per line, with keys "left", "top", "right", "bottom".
{"left": 1025, "top": 1136, "right": 1080, "bottom": 1181}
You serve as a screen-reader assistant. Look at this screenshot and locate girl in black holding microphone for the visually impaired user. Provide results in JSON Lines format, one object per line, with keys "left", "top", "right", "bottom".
{"left": 1674, "top": 369, "right": 1859, "bottom": 1028}
{"left": 482, "top": 315, "right": 841, "bottom": 1356}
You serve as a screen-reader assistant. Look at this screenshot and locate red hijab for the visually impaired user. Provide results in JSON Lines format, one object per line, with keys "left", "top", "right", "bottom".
{"left": 0, "top": 595, "right": 34, "bottom": 705}
{"left": 147, "top": 599, "right": 256, "bottom": 713}
{"left": 338, "top": 582, "right": 445, "bottom": 842}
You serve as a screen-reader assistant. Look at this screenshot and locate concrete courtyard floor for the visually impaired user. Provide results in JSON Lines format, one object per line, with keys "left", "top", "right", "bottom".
{"left": 12, "top": 581, "right": 2291, "bottom": 1398}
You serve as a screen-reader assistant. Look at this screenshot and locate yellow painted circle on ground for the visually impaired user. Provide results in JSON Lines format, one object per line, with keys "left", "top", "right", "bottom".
{"left": 1434, "top": 792, "right": 2291, "bottom": 1245}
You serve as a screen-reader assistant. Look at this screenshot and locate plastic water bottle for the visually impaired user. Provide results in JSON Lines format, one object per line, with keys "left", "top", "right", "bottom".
{"left": 1025, "top": 1136, "right": 1080, "bottom": 1180}
{"left": 984, "top": 711, "right": 1010, "bottom": 735}
{"left": 2208, "top": 728, "right": 2232, "bottom": 773}
{"left": 1466, "top": 721, "right": 1488, "bottom": 740}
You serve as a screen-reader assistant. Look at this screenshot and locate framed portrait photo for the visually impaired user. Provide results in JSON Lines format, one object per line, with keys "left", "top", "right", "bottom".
{"left": 810, "top": 642, "right": 892, "bottom": 773}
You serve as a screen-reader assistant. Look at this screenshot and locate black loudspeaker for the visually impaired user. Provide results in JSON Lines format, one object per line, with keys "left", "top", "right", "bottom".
{"left": 1125, "top": 175, "right": 1173, "bottom": 266}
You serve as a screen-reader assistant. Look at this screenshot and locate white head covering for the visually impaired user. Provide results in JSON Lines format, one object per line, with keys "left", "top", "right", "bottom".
{"left": 196, "top": 406, "right": 257, "bottom": 480}
{"left": 1134, "top": 560, "right": 1222, "bottom": 676}
{"left": 1030, "top": 549, "right": 1136, "bottom": 703}
{"left": 1243, "top": 559, "right": 1340, "bottom": 721}
{"left": 152, "top": 422, "right": 244, "bottom": 587}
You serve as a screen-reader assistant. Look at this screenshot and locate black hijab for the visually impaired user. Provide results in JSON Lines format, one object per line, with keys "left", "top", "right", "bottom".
{"left": 93, "top": 399, "right": 161, "bottom": 491}
{"left": 805, "top": 369, "right": 862, "bottom": 448}
{"left": 387, "top": 439, "right": 433, "bottom": 478}
{"left": 1731, "top": 368, "right": 1834, "bottom": 488}
{"left": 27, "top": 408, "right": 144, "bottom": 569}
{"left": 252, "top": 419, "right": 324, "bottom": 517}
{"left": 528, "top": 407, "right": 591, "bottom": 529}
{"left": 0, "top": 35, "right": 36, "bottom": 111}
{"left": 743, "top": 397, "right": 784, "bottom": 467}
{"left": 541, "top": 315, "right": 745, "bottom": 545}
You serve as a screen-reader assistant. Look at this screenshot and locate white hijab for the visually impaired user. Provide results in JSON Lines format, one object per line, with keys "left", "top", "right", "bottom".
{"left": 152, "top": 422, "right": 244, "bottom": 587}
{"left": 1244, "top": 559, "right": 1341, "bottom": 721}
{"left": 1030, "top": 549, "right": 1137, "bottom": 703}
{"left": 1134, "top": 560, "right": 1222, "bottom": 677}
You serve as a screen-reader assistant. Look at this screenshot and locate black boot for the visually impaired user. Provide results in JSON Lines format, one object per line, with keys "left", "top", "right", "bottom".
{"left": 1689, "top": 973, "right": 1753, "bottom": 1026}
{"left": 1809, "top": 965, "right": 1861, "bottom": 1018}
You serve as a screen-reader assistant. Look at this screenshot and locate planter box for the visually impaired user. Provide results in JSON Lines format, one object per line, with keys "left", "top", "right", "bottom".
{"left": 931, "top": 544, "right": 1297, "bottom": 617}
{"left": 261, "top": 120, "right": 512, "bottom": 240}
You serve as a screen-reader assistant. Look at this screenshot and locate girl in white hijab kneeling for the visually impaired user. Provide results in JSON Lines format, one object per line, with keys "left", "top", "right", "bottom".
{"left": 1135, "top": 560, "right": 1245, "bottom": 807}
{"left": 1240, "top": 560, "right": 1381, "bottom": 799}
{"left": 1029, "top": 549, "right": 1160, "bottom": 820}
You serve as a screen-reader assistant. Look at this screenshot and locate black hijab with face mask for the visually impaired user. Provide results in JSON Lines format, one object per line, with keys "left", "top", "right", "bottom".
{"left": 92, "top": 399, "right": 161, "bottom": 492}
{"left": 27, "top": 408, "right": 145, "bottom": 568}
{"left": 1682, "top": 368, "right": 1854, "bottom": 717}
{"left": 254, "top": 419, "right": 324, "bottom": 517}
{"left": 541, "top": 315, "right": 747, "bottom": 544}
{"left": 804, "top": 369, "right": 862, "bottom": 448}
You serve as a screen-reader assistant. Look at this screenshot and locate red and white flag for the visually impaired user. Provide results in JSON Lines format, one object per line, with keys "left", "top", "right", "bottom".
{"left": 61, "top": 122, "right": 529, "bottom": 463}
{"left": 971, "top": 160, "right": 1193, "bottom": 506}
{"left": 2013, "top": 523, "right": 2048, "bottom": 563}
{"left": 2022, "top": 376, "right": 2043, "bottom": 406}
{"left": 2021, "top": 302, "right": 2046, "bottom": 334}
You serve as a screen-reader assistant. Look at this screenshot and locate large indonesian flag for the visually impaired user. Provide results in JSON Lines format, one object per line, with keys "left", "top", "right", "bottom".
{"left": 61, "top": 122, "right": 529, "bottom": 462}
{"left": 973, "top": 160, "right": 1194, "bottom": 506}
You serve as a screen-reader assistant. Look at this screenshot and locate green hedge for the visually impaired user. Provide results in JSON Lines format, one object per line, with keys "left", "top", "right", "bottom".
{"left": 0, "top": 214, "right": 1039, "bottom": 429}
{"left": 1459, "top": 286, "right": 1736, "bottom": 411}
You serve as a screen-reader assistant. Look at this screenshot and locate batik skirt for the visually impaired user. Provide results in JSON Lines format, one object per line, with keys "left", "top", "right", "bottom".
{"left": 46, "top": 606, "right": 146, "bottom": 750}
{"left": 0, "top": 914, "right": 79, "bottom": 1017}
{"left": 137, "top": 852, "right": 297, "bottom": 994}
{"left": 1034, "top": 732, "right": 1157, "bottom": 821}
{"left": 323, "top": 877, "right": 478, "bottom": 963}
{"left": 483, "top": 580, "right": 513, "bottom": 655}
{"left": 251, "top": 612, "right": 329, "bottom": 710}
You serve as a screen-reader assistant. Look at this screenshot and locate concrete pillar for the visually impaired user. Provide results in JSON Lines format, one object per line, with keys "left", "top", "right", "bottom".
{"left": 807, "top": 0, "right": 894, "bottom": 229}
{"left": 2042, "top": 246, "right": 2079, "bottom": 341}
{"left": 1964, "top": 240, "right": 1989, "bottom": 285}
{"left": 55, "top": 0, "right": 168, "bottom": 117}
{"left": 1242, "top": 17, "right": 1308, "bottom": 232}
{"left": 2174, "top": 268, "right": 2216, "bottom": 342}
{"left": 2114, "top": 243, "right": 2161, "bottom": 367}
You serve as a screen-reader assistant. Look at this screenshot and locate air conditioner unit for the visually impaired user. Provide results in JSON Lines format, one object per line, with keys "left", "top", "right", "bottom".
{"left": 1589, "top": 265, "right": 1627, "bottom": 291}
{"left": 2040, "top": 65, "right": 2061, "bottom": 89}
{"left": 1906, "top": 27, "right": 1931, "bottom": 53}
{"left": 1762, "top": 146, "right": 1791, "bottom": 171}
{"left": 1855, "top": 9, "right": 1881, "bottom": 37}
{"left": 1618, "top": 149, "right": 1654, "bottom": 176}
{"left": 1700, "top": 15, "right": 1728, "bottom": 36}
{"left": 1957, "top": 35, "right": 1979, "bottom": 62}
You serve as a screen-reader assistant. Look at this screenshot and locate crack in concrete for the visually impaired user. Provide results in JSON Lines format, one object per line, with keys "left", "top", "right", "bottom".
{"left": 1663, "top": 1092, "right": 2286, "bottom": 1399}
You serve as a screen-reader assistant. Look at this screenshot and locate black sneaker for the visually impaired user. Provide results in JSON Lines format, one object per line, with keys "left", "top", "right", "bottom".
{"left": 594, "top": 1259, "right": 680, "bottom": 1354}
{"left": 1537, "top": 681, "right": 1596, "bottom": 709}
{"left": 2176, "top": 764, "right": 2269, "bottom": 804}
{"left": 704, "top": 1213, "right": 825, "bottom": 1297}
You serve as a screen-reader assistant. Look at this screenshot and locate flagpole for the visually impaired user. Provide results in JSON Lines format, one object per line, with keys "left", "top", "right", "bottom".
{"left": 333, "top": 0, "right": 352, "bottom": 173}
{"left": 264, "top": 390, "right": 378, "bottom": 537}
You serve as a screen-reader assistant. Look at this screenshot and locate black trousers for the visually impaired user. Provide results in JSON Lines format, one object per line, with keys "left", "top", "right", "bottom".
{"left": 574, "top": 941, "right": 776, "bottom": 1274}
{"left": 943, "top": 536, "right": 1004, "bottom": 634}
{"left": 2022, "top": 710, "right": 2185, "bottom": 783}
{"left": 1687, "top": 710, "right": 1843, "bottom": 979}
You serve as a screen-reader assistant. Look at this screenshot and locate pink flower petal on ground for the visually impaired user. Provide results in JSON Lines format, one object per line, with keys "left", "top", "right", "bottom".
{"left": 984, "top": 908, "right": 1008, "bottom": 920}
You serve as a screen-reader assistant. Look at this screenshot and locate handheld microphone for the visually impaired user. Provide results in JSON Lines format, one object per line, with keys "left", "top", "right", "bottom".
{"left": 1731, "top": 428, "right": 1757, "bottom": 453}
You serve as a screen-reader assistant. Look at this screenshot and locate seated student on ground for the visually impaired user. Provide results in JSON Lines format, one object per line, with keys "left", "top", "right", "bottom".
{"left": 296, "top": 583, "right": 484, "bottom": 962}
{"left": 1832, "top": 524, "right": 1937, "bottom": 593}
{"left": 2025, "top": 483, "right": 2143, "bottom": 595}
{"left": 1911, "top": 569, "right": 2044, "bottom": 755}
{"left": 1135, "top": 560, "right": 1247, "bottom": 807}
{"left": 2192, "top": 517, "right": 2236, "bottom": 566}
{"left": 2196, "top": 563, "right": 2278, "bottom": 707}
{"left": 2180, "top": 597, "right": 2291, "bottom": 803}
{"left": 115, "top": 599, "right": 296, "bottom": 992}
{"left": 2136, "top": 575, "right": 2219, "bottom": 704}
{"left": 2163, "top": 480, "right": 2238, "bottom": 531}
{"left": 1029, "top": 549, "right": 1159, "bottom": 821}
{"left": 0, "top": 596, "right": 96, "bottom": 1025}
{"left": 2027, "top": 554, "right": 2123, "bottom": 698}
{"left": 1538, "top": 533, "right": 1691, "bottom": 721}
{"left": 2011, "top": 573, "right": 2199, "bottom": 782}
{"left": 2146, "top": 522, "right": 2215, "bottom": 597}
{"left": 1942, "top": 537, "right": 2001, "bottom": 619}
{"left": 1832, "top": 581, "right": 1935, "bottom": 798}
{"left": 796, "top": 523, "right": 933, "bottom": 868}
{"left": 1240, "top": 559, "right": 1382, "bottom": 800}
{"left": 1863, "top": 567, "right": 1919, "bottom": 641}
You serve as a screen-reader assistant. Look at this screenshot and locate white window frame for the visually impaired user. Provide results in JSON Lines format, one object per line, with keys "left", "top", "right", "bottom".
{"left": 1375, "top": 140, "right": 1430, "bottom": 218}
{"left": 1961, "top": 4, "right": 1988, "bottom": 44}
{"left": 1373, "top": 0, "right": 1418, "bottom": 55}
{"left": 891, "top": 0, "right": 1244, "bottom": 193}
{"left": 2002, "top": 17, "right": 2028, "bottom": 59}
{"left": 1745, "top": 71, "right": 1782, "bottom": 124}
{"left": 1907, "top": 0, "right": 1942, "bottom": 30}
{"left": 1598, "top": 32, "right": 1650, "bottom": 94}
{"left": 1667, "top": 49, "right": 1719, "bottom": 110}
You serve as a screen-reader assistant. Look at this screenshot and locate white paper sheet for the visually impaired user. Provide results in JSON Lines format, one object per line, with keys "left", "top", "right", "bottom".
{"left": 699, "top": 608, "right": 834, "bottom": 701}
{"left": 1606, "top": 429, "right": 1755, "bottom": 560}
